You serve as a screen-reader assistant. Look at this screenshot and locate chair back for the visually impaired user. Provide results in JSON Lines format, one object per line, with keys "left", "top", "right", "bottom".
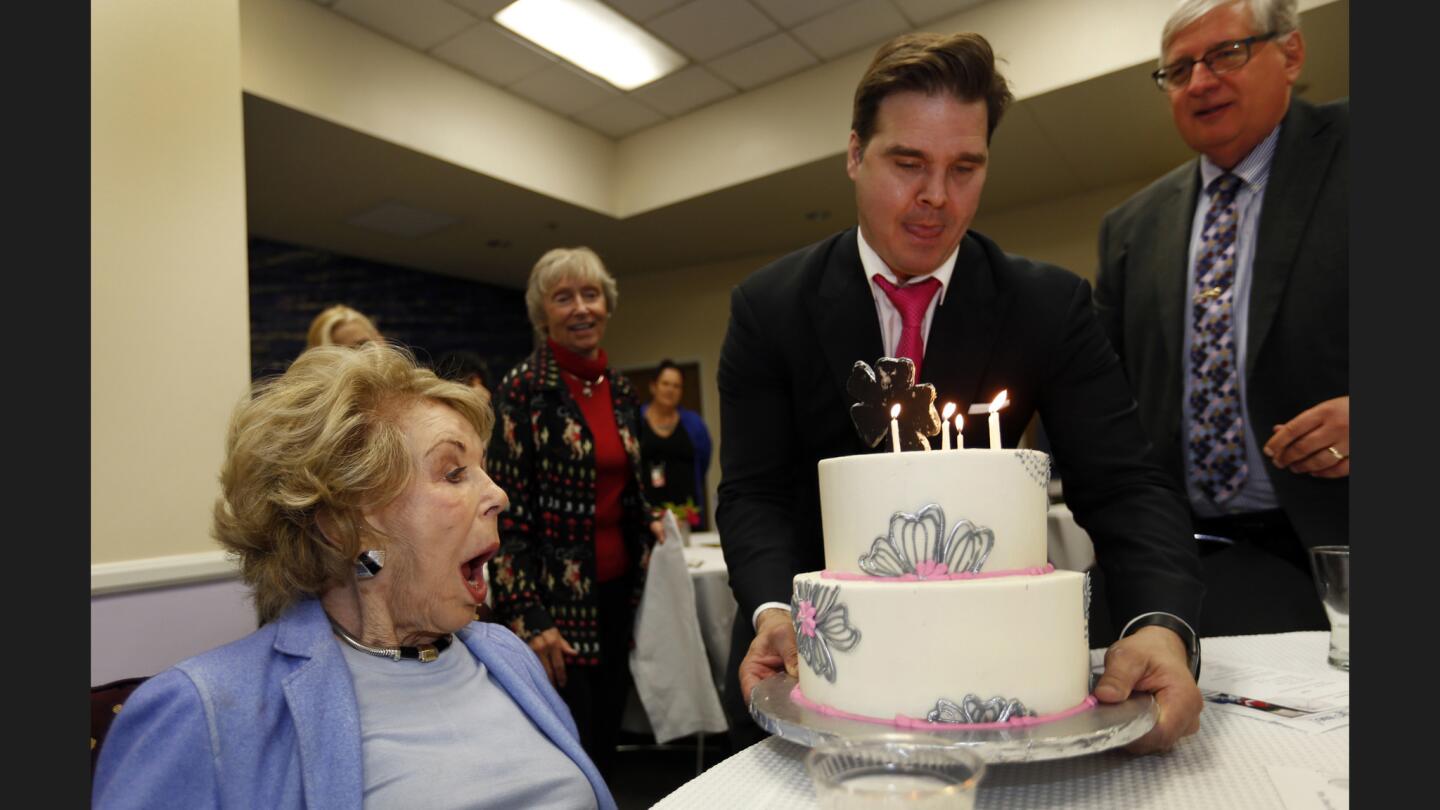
{"left": 91, "top": 677, "right": 148, "bottom": 779}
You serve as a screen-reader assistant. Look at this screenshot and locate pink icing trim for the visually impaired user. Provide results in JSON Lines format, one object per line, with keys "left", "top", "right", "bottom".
{"left": 790, "top": 685, "right": 1098, "bottom": 730}
{"left": 820, "top": 563, "right": 1055, "bottom": 581}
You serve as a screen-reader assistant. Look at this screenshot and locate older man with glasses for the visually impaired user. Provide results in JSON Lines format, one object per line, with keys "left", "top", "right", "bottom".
{"left": 1095, "top": 0, "right": 1348, "bottom": 637}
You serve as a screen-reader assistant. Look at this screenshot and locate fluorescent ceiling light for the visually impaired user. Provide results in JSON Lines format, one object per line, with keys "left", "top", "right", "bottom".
{"left": 494, "top": 0, "right": 687, "bottom": 91}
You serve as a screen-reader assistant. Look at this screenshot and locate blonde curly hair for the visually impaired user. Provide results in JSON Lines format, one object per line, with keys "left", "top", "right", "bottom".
{"left": 213, "top": 342, "right": 492, "bottom": 623}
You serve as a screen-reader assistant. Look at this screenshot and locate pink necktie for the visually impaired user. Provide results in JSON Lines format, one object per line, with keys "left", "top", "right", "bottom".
{"left": 872, "top": 274, "right": 942, "bottom": 380}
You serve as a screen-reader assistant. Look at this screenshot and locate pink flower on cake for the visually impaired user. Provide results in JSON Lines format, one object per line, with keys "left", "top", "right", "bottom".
{"left": 913, "top": 560, "right": 950, "bottom": 579}
{"left": 797, "top": 600, "right": 818, "bottom": 638}
{"left": 791, "top": 581, "right": 861, "bottom": 683}
{"left": 857, "top": 504, "right": 994, "bottom": 578}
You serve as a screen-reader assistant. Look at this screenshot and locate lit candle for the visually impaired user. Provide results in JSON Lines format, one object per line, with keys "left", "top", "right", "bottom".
{"left": 890, "top": 403, "right": 902, "bottom": 453}
{"left": 955, "top": 412, "right": 965, "bottom": 449}
{"left": 987, "top": 390, "right": 1009, "bottom": 449}
{"left": 940, "top": 402, "right": 956, "bottom": 451}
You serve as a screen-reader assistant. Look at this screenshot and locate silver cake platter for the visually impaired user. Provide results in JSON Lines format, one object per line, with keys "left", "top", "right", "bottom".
{"left": 749, "top": 674, "right": 1156, "bottom": 763}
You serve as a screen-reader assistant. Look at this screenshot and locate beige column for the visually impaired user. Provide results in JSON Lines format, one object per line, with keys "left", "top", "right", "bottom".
{"left": 92, "top": 0, "right": 251, "bottom": 564}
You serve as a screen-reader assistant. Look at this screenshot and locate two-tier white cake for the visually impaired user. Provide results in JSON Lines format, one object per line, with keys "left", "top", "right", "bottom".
{"left": 789, "top": 448, "right": 1094, "bottom": 727}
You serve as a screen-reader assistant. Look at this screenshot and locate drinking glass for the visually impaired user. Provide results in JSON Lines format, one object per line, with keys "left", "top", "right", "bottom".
{"left": 805, "top": 735, "right": 985, "bottom": 809}
{"left": 1308, "top": 545, "right": 1349, "bottom": 671}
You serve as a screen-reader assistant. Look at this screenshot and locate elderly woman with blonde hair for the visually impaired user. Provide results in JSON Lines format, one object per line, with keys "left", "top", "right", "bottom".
{"left": 93, "top": 343, "right": 615, "bottom": 809}
{"left": 306, "top": 303, "right": 381, "bottom": 349}
{"left": 487, "top": 246, "right": 663, "bottom": 779}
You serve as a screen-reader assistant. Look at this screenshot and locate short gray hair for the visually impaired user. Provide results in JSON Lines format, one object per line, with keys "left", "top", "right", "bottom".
{"left": 523, "top": 246, "right": 620, "bottom": 339}
{"left": 1161, "top": 0, "right": 1300, "bottom": 59}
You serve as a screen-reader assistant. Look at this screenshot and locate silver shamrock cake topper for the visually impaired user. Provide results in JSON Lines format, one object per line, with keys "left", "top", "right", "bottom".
{"left": 857, "top": 504, "right": 995, "bottom": 578}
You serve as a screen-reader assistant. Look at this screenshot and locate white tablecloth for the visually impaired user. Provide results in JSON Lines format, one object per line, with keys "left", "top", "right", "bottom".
{"left": 625, "top": 526, "right": 739, "bottom": 741}
{"left": 654, "top": 632, "right": 1347, "bottom": 809}
{"left": 683, "top": 535, "right": 736, "bottom": 687}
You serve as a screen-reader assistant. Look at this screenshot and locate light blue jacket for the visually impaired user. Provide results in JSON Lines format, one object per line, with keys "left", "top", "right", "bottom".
{"left": 92, "top": 598, "right": 616, "bottom": 809}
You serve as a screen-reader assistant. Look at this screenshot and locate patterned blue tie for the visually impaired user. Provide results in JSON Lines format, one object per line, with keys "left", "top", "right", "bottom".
{"left": 1189, "top": 173, "right": 1246, "bottom": 503}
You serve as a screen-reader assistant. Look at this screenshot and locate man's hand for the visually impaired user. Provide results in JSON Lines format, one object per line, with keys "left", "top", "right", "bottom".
{"left": 739, "top": 608, "right": 798, "bottom": 705}
{"left": 1094, "top": 625, "right": 1202, "bottom": 754}
{"left": 1264, "top": 396, "right": 1349, "bottom": 478}
{"left": 528, "top": 627, "right": 577, "bottom": 689}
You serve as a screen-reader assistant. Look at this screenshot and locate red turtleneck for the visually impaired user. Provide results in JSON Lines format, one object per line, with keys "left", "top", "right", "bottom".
{"left": 548, "top": 339, "right": 630, "bottom": 583}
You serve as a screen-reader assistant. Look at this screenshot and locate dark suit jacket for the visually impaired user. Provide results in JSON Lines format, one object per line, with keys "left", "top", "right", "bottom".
{"left": 1094, "top": 98, "right": 1348, "bottom": 550}
{"left": 716, "top": 227, "right": 1203, "bottom": 686}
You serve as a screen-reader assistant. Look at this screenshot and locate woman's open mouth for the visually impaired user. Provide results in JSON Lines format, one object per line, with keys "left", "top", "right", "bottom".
{"left": 460, "top": 546, "right": 498, "bottom": 603}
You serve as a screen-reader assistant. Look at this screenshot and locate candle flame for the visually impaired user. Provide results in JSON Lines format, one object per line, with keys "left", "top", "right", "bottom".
{"left": 941, "top": 402, "right": 956, "bottom": 420}
{"left": 955, "top": 412, "right": 964, "bottom": 430}
{"left": 890, "top": 403, "right": 901, "bottom": 418}
{"left": 989, "top": 390, "right": 1009, "bottom": 412}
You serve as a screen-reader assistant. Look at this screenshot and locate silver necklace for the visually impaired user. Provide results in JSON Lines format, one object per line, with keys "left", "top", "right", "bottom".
{"left": 565, "top": 370, "right": 605, "bottom": 398}
{"left": 328, "top": 616, "right": 452, "bottom": 663}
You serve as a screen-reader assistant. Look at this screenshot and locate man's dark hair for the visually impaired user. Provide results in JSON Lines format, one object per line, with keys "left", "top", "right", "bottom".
{"left": 852, "top": 32, "right": 1014, "bottom": 152}
{"left": 655, "top": 358, "right": 681, "bottom": 378}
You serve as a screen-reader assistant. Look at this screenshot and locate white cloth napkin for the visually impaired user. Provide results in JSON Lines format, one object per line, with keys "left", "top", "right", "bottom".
{"left": 629, "top": 512, "right": 729, "bottom": 742}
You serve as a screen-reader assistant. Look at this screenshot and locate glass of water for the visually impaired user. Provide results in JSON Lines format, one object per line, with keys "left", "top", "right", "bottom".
{"left": 805, "top": 735, "right": 985, "bottom": 808}
{"left": 1308, "top": 545, "right": 1350, "bottom": 671}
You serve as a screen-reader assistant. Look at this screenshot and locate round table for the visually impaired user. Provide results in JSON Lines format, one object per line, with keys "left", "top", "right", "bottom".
{"left": 654, "top": 632, "right": 1347, "bottom": 809}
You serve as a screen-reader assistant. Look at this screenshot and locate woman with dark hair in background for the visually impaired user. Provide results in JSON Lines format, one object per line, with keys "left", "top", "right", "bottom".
{"left": 436, "top": 349, "right": 493, "bottom": 399}
{"left": 639, "top": 360, "right": 713, "bottom": 532}
{"left": 486, "top": 246, "right": 663, "bottom": 779}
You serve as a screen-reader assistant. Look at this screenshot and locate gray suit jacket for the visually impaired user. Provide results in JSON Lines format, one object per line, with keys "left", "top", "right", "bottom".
{"left": 1095, "top": 97, "right": 1348, "bottom": 549}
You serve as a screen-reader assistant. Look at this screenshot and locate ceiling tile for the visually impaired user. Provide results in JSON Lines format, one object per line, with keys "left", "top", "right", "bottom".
{"left": 432, "top": 22, "right": 555, "bottom": 87}
{"left": 332, "top": 0, "right": 478, "bottom": 51}
{"left": 749, "top": 0, "right": 853, "bottom": 28}
{"left": 572, "top": 96, "right": 667, "bottom": 138}
{"left": 508, "top": 63, "right": 621, "bottom": 116}
{"left": 646, "top": 0, "right": 777, "bottom": 62}
{"left": 606, "top": 0, "right": 690, "bottom": 22}
{"left": 448, "top": 0, "right": 515, "bottom": 18}
{"left": 791, "top": 0, "right": 910, "bottom": 60}
{"left": 892, "top": 0, "right": 990, "bottom": 27}
{"left": 631, "top": 64, "right": 736, "bottom": 116}
{"left": 706, "top": 33, "right": 818, "bottom": 90}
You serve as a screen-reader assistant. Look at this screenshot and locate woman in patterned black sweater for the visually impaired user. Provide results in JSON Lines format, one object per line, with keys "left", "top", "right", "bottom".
{"left": 487, "top": 246, "right": 663, "bottom": 779}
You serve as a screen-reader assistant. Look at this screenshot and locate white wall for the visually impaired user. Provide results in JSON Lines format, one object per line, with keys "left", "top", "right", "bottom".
{"left": 92, "top": 0, "right": 252, "bottom": 565}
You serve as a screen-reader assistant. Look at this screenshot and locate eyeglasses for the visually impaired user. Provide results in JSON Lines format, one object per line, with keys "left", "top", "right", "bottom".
{"left": 1151, "top": 31, "right": 1281, "bottom": 91}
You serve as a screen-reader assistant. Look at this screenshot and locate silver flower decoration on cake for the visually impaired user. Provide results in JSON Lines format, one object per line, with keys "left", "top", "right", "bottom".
{"left": 1014, "top": 449, "right": 1052, "bottom": 488}
{"left": 927, "top": 695, "right": 1036, "bottom": 724}
{"left": 791, "top": 580, "right": 861, "bottom": 684}
{"left": 857, "top": 504, "right": 995, "bottom": 578}
{"left": 1083, "top": 570, "right": 1093, "bottom": 650}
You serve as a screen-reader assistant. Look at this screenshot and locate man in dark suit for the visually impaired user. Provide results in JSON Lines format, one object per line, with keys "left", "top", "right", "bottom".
{"left": 717, "top": 32, "right": 1205, "bottom": 755}
{"left": 1095, "top": 0, "right": 1346, "bottom": 637}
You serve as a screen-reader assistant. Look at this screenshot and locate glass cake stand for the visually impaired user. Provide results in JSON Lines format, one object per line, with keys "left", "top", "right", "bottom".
{"left": 749, "top": 674, "right": 1156, "bottom": 763}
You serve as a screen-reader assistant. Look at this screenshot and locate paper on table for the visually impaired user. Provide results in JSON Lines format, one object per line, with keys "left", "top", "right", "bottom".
{"left": 1199, "top": 660, "right": 1349, "bottom": 711}
{"left": 1202, "top": 692, "right": 1349, "bottom": 734}
{"left": 1266, "top": 765, "right": 1348, "bottom": 810}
